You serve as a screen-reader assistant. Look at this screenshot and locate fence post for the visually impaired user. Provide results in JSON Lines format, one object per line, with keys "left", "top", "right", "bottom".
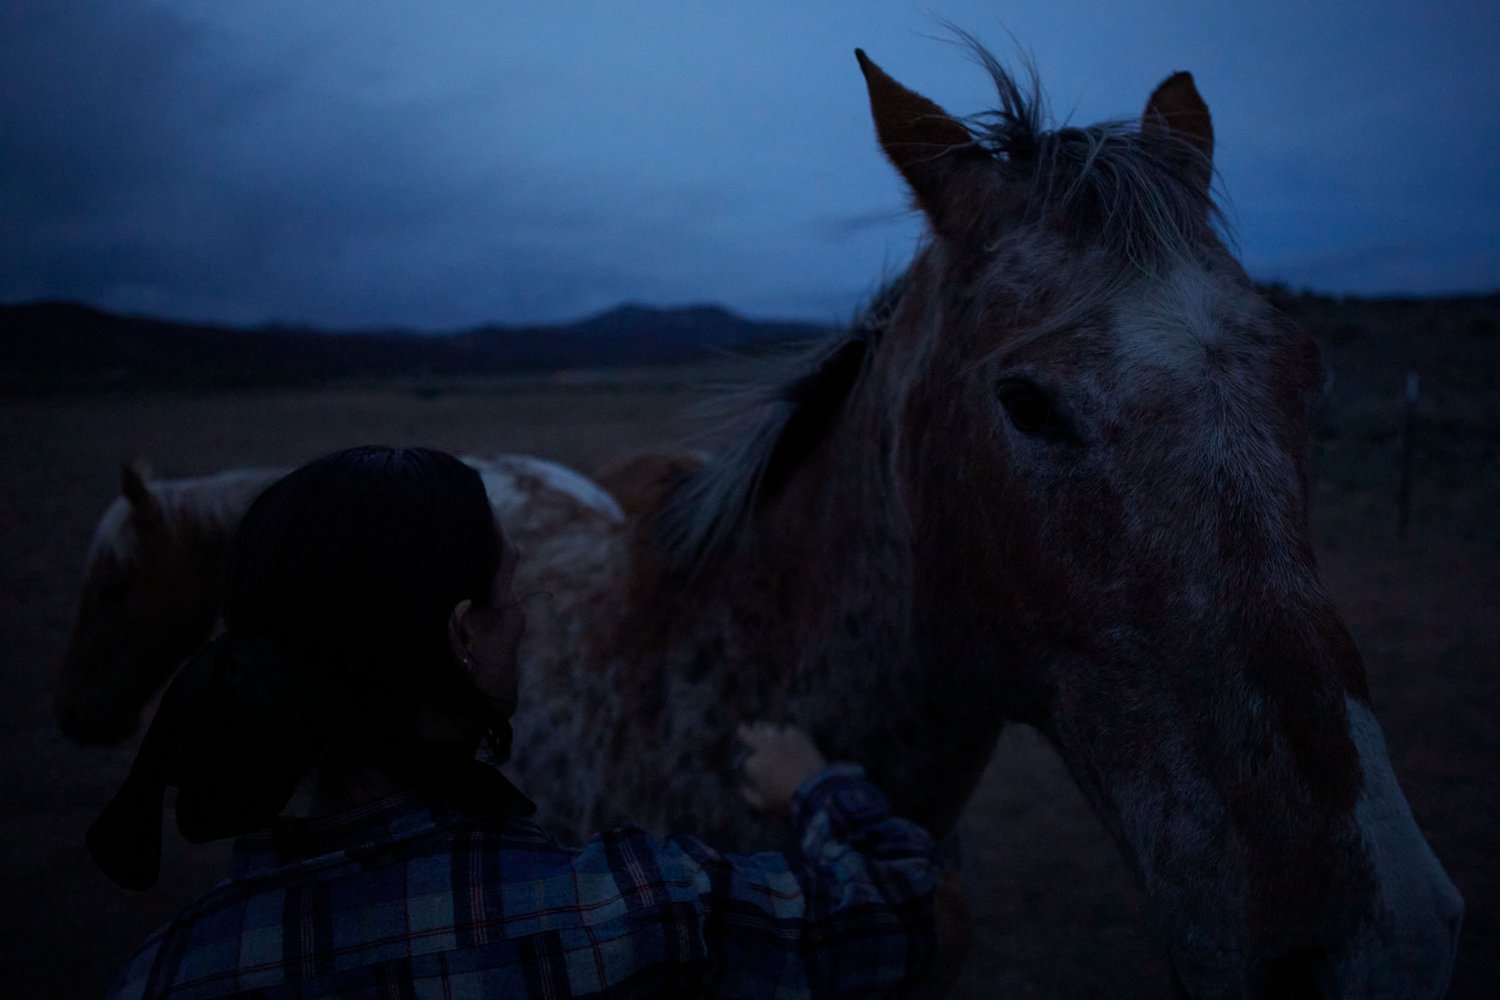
{"left": 1397, "top": 370, "right": 1419, "bottom": 541}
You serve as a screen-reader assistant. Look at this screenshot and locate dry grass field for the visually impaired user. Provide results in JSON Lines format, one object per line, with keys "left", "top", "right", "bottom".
{"left": 1, "top": 342, "right": 1495, "bottom": 997}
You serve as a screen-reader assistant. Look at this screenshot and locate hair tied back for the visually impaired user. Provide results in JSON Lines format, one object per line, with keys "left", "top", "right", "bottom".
{"left": 87, "top": 631, "right": 318, "bottom": 889}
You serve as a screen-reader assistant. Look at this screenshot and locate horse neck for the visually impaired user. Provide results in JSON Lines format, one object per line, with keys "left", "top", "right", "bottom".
{"left": 154, "top": 468, "right": 282, "bottom": 553}
{"left": 641, "top": 384, "right": 1005, "bottom": 836}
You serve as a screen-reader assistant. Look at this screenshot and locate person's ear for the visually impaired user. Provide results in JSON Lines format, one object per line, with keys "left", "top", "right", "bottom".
{"left": 447, "top": 598, "right": 473, "bottom": 664}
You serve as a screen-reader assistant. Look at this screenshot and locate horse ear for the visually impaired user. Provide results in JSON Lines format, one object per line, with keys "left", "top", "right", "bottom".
{"left": 856, "top": 49, "right": 990, "bottom": 238}
{"left": 1143, "top": 71, "right": 1214, "bottom": 192}
{"left": 120, "top": 462, "right": 162, "bottom": 525}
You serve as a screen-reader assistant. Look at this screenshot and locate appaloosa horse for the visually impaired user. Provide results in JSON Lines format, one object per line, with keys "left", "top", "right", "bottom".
{"left": 54, "top": 455, "right": 626, "bottom": 746}
{"left": 59, "top": 48, "right": 1460, "bottom": 999}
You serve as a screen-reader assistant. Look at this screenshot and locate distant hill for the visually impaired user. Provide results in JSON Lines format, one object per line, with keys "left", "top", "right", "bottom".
{"left": 0, "top": 300, "right": 833, "bottom": 388}
{"left": 3, "top": 290, "right": 1496, "bottom": 392}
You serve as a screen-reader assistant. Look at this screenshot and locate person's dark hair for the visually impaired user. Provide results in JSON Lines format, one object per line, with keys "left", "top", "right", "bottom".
{"left": 224, "top": 444, "right": 505, "bottom": 769}
{"left": 88, "top": 446, "right": 533, "bottom": 891}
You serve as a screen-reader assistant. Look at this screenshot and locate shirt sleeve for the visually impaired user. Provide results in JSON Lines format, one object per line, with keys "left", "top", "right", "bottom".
{"left": 660, "top": 763, "right": 943, "bottom": 998}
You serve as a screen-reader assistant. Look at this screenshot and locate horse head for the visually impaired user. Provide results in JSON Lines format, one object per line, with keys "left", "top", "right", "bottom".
{"left": 843, "top": 49, "right": 1461, "bottom": 1000}
{"left": 55, "top": 464, "right": 259, "bottom": 745}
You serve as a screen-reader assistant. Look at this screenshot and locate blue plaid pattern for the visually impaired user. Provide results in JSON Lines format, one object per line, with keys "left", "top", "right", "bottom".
{"left": 107, "top": 765, "right": 942, "bottom": 998}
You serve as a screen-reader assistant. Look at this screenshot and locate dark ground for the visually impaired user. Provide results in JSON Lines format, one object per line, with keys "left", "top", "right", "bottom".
{"left": 0, "top": 303, "right": 1495, "bottom": 997}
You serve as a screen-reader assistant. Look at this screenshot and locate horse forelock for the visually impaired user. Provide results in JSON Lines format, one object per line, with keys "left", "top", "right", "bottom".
{"left": 955, "top": 34, "right": 1225, "bottom": 273}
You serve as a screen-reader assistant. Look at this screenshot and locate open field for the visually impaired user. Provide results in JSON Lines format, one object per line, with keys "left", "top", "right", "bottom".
{"left": 1, "top": 340, "right": 1495, "bottom": 996}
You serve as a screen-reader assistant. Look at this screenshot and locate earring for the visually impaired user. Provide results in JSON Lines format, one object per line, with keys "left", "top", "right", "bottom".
{"left": 461, "top": 653, "right": 477, "bottom": 675}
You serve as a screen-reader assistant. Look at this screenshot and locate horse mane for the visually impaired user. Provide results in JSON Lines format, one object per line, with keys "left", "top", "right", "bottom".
{"left": 656, "top": 277, "right": 903, "bottom": 570}
{"left": 86, "top": 468, "right": 281, "bottom": 567}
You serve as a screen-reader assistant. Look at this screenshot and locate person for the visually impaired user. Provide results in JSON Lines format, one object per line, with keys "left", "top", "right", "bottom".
{"left": 88, "top": 445, "right": 945, "bottom": 999}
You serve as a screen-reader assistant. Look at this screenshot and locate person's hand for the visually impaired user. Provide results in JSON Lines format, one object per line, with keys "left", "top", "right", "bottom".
{"left": 738, "top": 721, "right": 827, "bottom": 816}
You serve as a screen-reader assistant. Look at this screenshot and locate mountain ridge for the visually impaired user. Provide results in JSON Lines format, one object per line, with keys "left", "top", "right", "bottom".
{"left": 0, "top": 299, "right": 833, "bottom": 387}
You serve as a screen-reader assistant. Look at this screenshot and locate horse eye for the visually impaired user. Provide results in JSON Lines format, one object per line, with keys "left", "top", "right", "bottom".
{"left": 997, "top": 380, "right": 1065, "bottom": 439}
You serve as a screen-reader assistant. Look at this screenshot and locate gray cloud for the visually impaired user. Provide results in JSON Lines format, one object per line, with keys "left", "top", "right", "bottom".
{"left": 813, "top": 208, "right": 912, "bottom": 242}
{"left": 3, "top": 1, "right": 1496, "bottom": 329}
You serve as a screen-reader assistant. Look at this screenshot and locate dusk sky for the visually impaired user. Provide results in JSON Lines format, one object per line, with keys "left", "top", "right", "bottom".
{"left": 3, "top": 0, "right": 1497, "bottom": 330}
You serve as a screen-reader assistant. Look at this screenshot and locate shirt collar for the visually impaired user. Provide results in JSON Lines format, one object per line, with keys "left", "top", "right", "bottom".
{"left": 229, "top": 778, "right": 535, "bottom": 878}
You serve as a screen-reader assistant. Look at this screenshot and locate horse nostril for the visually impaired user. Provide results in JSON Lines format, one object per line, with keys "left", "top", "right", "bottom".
{"left": 1257, "top": 947, "right": 1337, "bottom": 1000}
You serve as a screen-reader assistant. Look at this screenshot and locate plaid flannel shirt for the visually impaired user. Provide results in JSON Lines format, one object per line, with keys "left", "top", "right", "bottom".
{"left": 107, "top": 764, "right": 942, "bottom": 999}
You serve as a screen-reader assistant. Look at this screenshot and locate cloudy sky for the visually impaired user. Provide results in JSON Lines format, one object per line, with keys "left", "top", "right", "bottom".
{"left": 3, "top": 0, "right": 1496, "bottom": 329}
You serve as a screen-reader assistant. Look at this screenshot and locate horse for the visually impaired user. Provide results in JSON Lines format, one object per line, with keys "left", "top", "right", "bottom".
{"left": 54, "top": 454, "right": 627, "bottom": 746}
{"left": 55, "top": 46, "right": 1461, "bottom": 999}
{"left": 531, "top": 50, "right": 1462, "bottom": 998}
